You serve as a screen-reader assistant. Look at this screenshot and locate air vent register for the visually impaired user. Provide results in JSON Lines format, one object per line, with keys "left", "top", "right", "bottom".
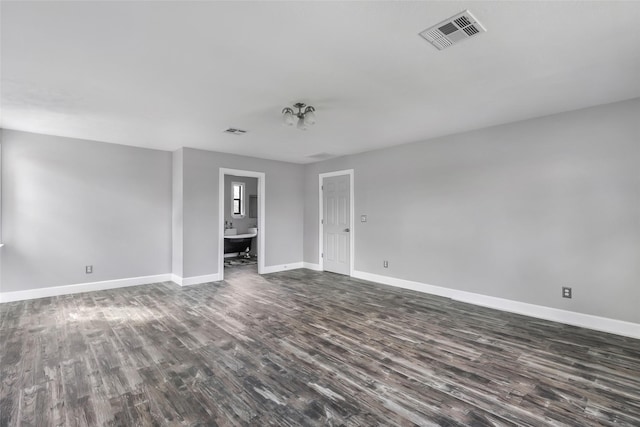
{"left": 419, "top": 10, "right": 486, "bottom": 50}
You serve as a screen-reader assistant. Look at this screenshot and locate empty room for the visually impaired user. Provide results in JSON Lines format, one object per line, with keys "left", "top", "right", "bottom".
{"left": 1, "top": 1, "right": 639, "bottom": 426}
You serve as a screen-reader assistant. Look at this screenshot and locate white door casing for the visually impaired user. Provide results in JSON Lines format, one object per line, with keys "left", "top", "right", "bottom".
{"left": 219, "top": 168, "right": 266, "bottom": 281}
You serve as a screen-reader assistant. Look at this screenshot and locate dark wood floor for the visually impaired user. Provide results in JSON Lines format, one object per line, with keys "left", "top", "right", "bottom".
{"left": 1, "top": 266, "right": 639, "bottom": 426}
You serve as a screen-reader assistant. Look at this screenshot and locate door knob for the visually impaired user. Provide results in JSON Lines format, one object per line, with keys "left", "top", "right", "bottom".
{"left": 344, "top": 228, "right": 350, "bottom": 232}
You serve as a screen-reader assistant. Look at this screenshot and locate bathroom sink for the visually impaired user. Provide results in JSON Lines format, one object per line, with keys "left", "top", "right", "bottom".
{"left": 225, "top": 232, "right": 257, "bottom": 239}
{"left": 224, "top": 228, "right": 237, "bottom": 236}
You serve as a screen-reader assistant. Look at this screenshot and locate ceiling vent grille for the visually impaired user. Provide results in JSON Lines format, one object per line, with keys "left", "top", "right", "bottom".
{"left": 307, "top": 152, "right": 334, "bottom": 161}
{"left": 224, "top": 128, "right": 247, "bottom": 135}
{"left": 419, "top": 10, "right": 486, "bottom": 50}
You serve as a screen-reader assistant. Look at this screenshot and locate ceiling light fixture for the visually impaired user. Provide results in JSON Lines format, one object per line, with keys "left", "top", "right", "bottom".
{"left": 282, "top": 102, "right": 316, "bottom": 130}
{"left": 223, "top": 128, "right": 247, "bottom": 135}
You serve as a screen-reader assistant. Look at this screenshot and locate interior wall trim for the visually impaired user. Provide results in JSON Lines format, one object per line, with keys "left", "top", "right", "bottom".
{"left": 172, "top": 273, "right": 222, "bottom": 287}
{"left": 0, "top": 264, "right": 308, "bottom": 303}
{"left": 352, "top": 270, "right": 640, "bottom": 339}
{"left": 261, "top": 262, "right": 304, "bottom": 274}
{"left": 302, "top": 262, "right": 323, "bottom": 271}
{"left": 0, "top": 274, "right": 173, "bottom": 303}
{"left": 218, "top": 168, "right": 266, "bottom": 282}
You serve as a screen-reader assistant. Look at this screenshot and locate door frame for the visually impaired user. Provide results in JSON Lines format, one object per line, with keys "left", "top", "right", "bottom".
{"left": 318, "top": 169, "right": 355, "bottom": 276}
{"left": 219, "top": 168, "right": 266, "bottom": 280}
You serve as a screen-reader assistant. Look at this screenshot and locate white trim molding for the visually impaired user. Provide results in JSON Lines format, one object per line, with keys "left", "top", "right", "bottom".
{"left": 219, "top": 168, "right": 266, "bottom": 281}
{"left": 0, "top": 274, "right": 172, "bottom": 303}
{"left": 262, "top": 262, "right": 304, "bottom": 274}
{"left": 318, "top": 169, "right": 355, "bottom": 277}
{"left": 353, "top": 270, "right": 640, "bottom": 340}
{"left": 172, "top": 273, "right": 222, "bottom": 287}
{"left": 303, "top": 262, "right": 323, "bottom": 271}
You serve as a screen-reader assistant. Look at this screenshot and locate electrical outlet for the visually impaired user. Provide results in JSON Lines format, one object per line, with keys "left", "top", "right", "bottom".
{"left": 86, "top": 265, "right": 93, "bottom": 274}
{"left": 383, "top": 260, "right": 388, "bottom": 268}
{"left": 361, "top": 215, "right": 367, "bottom": 223}
{"left": 562, "top": 286, "right": 572, "bottom": 299}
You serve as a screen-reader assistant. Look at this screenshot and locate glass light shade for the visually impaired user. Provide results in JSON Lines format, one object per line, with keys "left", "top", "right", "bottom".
{"left": 283, "top": 110, "right": 295, "bottom": 126}
{"left": 303, "top": 110, "right": 316, "bottom": 126}
{"left": 297, "top": 116, "right": 307, "bottom": 130}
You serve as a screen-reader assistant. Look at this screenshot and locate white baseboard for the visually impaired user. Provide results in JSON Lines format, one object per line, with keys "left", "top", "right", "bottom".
{"left": 262, "top": 262, "right": 304, "bottom": 274}
{"left": 352, "top": 270, "right": 640, "bottom": 340}
{"left": 177, "top": 264, "right": 305, "bottom": 284}
{"left": 172, "top": 273, "right": 222, "bottom": 287}
{"left": 0, "top": 274, "right": 172, "bottom": 303}
{"left": 303, "top": 262, "right": 323, "bottom": 271}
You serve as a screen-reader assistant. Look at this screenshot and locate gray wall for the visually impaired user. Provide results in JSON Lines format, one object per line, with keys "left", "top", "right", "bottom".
{"left": 0, "top": 129, "right": 172, "bottom": 292}
{"left": 0, "top": 132, "right": 305, "bottom": 289}
{"left": 172, "top": 149, "right": 184, "bottom": 277}
{"left": 304, "top": 98, "right": 640, "bottom": 323}
{"left": 181, "top": 148, "right": 304, "bottom": 278}
{"left": 224, "top": 175, "right": 258, "bottom": 234}
{"left": 0, "top": 137, "right": 3, "bottom": 280}
{"left": 2, "top": 99, "right": 637, "bottom": 325}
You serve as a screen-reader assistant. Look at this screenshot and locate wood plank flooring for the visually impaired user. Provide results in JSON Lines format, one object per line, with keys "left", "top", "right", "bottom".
{"left": 1, "top": 266, "right": 639, "bottom": 426}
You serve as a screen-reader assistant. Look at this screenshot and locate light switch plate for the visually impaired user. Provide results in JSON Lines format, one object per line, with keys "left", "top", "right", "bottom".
{"left": 361, "top": 215, "right": 367, "bottom": 222}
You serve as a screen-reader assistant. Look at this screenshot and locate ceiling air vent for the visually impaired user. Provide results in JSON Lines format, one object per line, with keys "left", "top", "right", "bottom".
{"left": 224, "top": 128, "right": 247, "bottom": 135}
{"left": 419, "top": 10, "right": 486, "bottom": 50}
{"left": 307, "top": 152, "right": 334, "bottom": 161}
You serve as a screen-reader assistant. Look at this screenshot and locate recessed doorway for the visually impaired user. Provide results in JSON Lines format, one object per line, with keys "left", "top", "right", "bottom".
{"left": 218, "top": 168, "right": 265, "bottom": 281}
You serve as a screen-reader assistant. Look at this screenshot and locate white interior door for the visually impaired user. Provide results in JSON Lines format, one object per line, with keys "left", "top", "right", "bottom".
{"left": 323, "top": 174, "right": 350, "bottom": 275}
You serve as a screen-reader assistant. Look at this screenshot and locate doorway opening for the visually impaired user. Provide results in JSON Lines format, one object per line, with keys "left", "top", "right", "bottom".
{"left": 219, "top": 168, "right": 265, "bottom": 281}
{"left": 319, "top": 170, "right": 354, "bottom": 276}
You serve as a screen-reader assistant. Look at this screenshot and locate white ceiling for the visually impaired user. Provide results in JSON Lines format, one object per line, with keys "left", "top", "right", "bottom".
{"left": 2, "top": 1, "right": 640, "bottom": 164}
